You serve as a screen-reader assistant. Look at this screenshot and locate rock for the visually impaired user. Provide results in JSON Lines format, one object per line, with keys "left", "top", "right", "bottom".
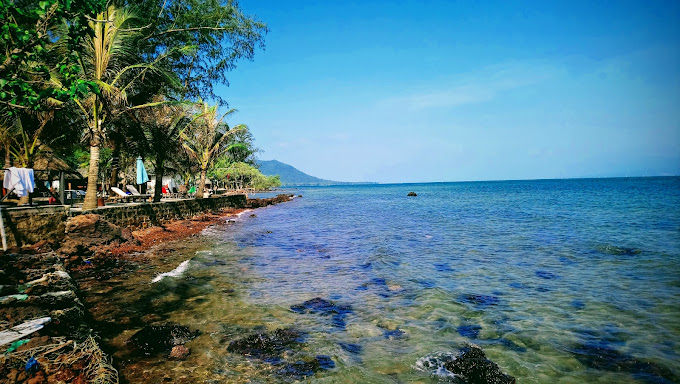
{"left": 26, "top": 371, "right": 46, "bottom": 384}
{"left": 227, "top": 328, "right": 305, "bottom": 360}
{"left": 71, "top": 374, "right": 88, "bottom": 384}
{"left": 6, "top": 368, "right": 20, "bottom": 381}
{"left": 249, "top": 214, "right": 257, "bottom": 218}
{"left": 16, "top": 370, "right": 28, "bottom": 382}
{"left": 59, "top": 214, "right": 127, "bottom": 255}
{"left": 535, "top": 270, "right": 558, "bottom": 279}
{"left": 457, "top": 324, "right": 482, "bottom": 339}
{"left": 597, "top": 244, "right": 641, "bottom": 256}
{"left": 416, "top": 345, "right": 515, "bottom": 384}
{"left": 290, "top": 298, "right": 353, "bottom": 330}
{"left": 276, "top": 355, "right": 335, "bottom": 380}
{"left": 169, "top": 345, "right": 190, "bottom": 360}
{"left": 339, "top": 342, "right": 362, "bottom": 354}
{"left": 568, "top": 342, "right": 677, "bottom": 382}
{"left": 407, "top": 192, "right": 417, "bottom": 196}
{"left": 443, "top": 345, "right": 515, "bottom": 384}
{"left": 128, "top": 324, "right": 199, "bottom": 355}
{"left": 50, "top": 368, "right": 76, "bottom": 383}
{"left": 459, "top": 294, "right": 500, "bottom": 308}
{"left": 383, "top": 329, "right": 406, "bottom": 340}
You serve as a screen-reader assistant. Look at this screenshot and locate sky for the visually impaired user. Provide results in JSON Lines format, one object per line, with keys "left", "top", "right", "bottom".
{"left": 217, "top": 0, "right": 680, "bottom": 183}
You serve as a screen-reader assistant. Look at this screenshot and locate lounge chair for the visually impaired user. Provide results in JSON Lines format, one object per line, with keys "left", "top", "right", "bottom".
{"left": 126, "top": 185, "right": 152, "bottom": 201}
{"left": 110, "top": 187, "right": 133, "bottom": 202}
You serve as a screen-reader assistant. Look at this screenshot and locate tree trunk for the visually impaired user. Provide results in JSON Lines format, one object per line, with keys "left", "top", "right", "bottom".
{"left": 108, "top": 140, "right": 120, "bottom": 195}
{"left": 154, "top": 157, "right": 164, "bottom": 203}
{"left": 196, "top": 167, "right": 207, "bottom": 199}
{"left": 3, "top": 142, "right": 10, "bottom": 168}
{"left": 82, "top": 144, "right": 100, "bottom": 210}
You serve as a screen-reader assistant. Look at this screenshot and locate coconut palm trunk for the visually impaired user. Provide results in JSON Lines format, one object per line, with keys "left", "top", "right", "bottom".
{"left": 83, "top": 144, "right": 101, "bottom": 210}
{"left": 197, "top": 167, "right": 207, "bottom": 199}
{"left": 153, "top": 155, "right": 165, "bottom": 203}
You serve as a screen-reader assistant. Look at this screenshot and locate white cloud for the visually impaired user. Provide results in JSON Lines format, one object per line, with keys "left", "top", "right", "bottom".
{"left": 379, "top": 61, "right": 559, "bottom": 111}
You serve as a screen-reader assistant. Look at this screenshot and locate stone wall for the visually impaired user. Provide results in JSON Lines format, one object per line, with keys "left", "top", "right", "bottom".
{"left": 70, "top": 194, "right": 248, "bottom": 229}
{"left": 1, "top": 195, "right": 247, "bottom": 248}
{"left": 1, "top": 205, "right": 69, "bottom": 247}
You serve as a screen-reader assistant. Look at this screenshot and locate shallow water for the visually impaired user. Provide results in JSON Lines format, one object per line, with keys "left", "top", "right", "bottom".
{"left": 84, "top": 177, "right": 680, "bottom": 383}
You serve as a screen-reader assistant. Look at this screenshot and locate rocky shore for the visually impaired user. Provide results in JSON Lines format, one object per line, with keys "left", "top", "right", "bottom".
{"left": 0, "top": 194, "right": 295, "bottom": 384}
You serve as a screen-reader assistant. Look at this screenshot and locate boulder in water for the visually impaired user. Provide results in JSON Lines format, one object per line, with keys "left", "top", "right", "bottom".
{"left": 459, "top": 294, "right": 500, "bottom": 307}
{"left": 443, "top": 344, "right": 516, "bottom": 383}
{"left": 416, "top": 344, "right": 515, "bottom": 384}
{"left": 276, "top": 355, "right": 335, "bottom": 380}
{"left": 290, "top": 298, "right": 353, "bottom": 330}
{"left": 568, "top": 342, "right": 677, "bottom": 382}
{"left": 226, "top": 328, "right": 305, "bottom": 360}
{"left": 407, "top": 192, "right": 417, "bottom": 196}
{"left": 128, "top": 324, "right": 199, "bottom": 355}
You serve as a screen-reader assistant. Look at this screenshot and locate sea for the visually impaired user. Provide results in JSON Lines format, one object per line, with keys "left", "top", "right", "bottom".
{"left": 86, "top": 177, "right": 680, "bottom": 383}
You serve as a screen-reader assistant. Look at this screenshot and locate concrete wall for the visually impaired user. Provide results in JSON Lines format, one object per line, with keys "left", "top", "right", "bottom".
{"left": 1, "top": 195, "right": 247, "bottom": 247}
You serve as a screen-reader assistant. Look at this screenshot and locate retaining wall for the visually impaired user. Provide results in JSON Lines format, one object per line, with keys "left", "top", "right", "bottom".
{"left": 1, "top": 195, "right": 247, "bottom": 247}
{"left": 1, "top": 205, "right": 69, "bottom": 247}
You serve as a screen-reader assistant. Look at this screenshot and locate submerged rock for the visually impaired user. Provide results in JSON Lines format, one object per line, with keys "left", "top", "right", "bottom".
{"left": 535, "top": 270, "right": 558, "bottom": 280}
{"left": 596, "top": 244, "right": 642, "bottom": 256}
{"left": 290, "top": 298, "right": 353, "bottom": 330}
{"left": 226, "top": 328, "right": 305, "bottom": 360}
{"left": 128, "top": 324, "right": 199, "bottom": 355}
{"left": 568, "top": 342, "right": 677, "bottom": 383}
{"left": 339, "top": 342, "right": 362, "bottom": 355}
{"left": 457, "top": 324, "right": 482, "bottom": 339}
{"left": 276, "top": 355, "right": 336, "bottom": 380}
{"left": 459, "top": 294, "right": 500, "bottom": 308}
{"left": 227, "top": 328, "right": 336, "bottom": 379}
{"left": 416, "top": 344, "right": 516, "bottom": 384}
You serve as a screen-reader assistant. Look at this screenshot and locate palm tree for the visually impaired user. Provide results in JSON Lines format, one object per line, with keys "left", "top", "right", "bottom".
{"left": 130, "top": 96, "right": 189, "bottom": 202}
{"left": 72, "top": 5, "right": 177, "bottom": 210}
{"left": 180, "top": 101, "right": 245, "bottom": 199}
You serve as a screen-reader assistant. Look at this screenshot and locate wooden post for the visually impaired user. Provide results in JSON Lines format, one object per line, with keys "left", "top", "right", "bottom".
{"left": 59, "top": 171, "right": 65, "bottom": 205}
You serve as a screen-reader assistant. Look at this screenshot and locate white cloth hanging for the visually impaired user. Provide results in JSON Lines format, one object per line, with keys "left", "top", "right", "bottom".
{"left": 3, "top": 167, "right": 35, "bottom": 197}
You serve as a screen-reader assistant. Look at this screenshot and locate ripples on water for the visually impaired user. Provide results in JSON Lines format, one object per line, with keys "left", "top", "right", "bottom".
{"left": 97, "top": 177, "right": 680, "bottom": 383}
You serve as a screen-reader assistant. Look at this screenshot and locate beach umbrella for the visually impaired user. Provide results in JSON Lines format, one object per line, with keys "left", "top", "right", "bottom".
{"left": 136, "top": 157, "right": 149, "bottom": 185}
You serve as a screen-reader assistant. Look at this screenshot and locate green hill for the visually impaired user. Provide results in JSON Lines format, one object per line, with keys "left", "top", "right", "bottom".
{"left": 257, "top": 160, "right": 375, "bottom": 186}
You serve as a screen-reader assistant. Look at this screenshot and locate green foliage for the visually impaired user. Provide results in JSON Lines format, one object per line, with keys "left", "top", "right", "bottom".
{"left": 0, "top": 0, "right": 105, "bottom": 111}
{"left": 213, "top": 161, "right": 280, "bottom": 190}
{"left": 130, "top": 0, "right": 268, "bottom": 104}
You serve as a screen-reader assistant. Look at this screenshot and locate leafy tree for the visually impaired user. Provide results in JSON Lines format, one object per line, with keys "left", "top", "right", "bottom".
{"left": 0, "top": 0, "right": 104, "bottom": 111}
{"left": 129, "top": 0, "right": 268, "bottom": 104}
{"left": 213, "top": 161, "right": 279, "bottom": 191}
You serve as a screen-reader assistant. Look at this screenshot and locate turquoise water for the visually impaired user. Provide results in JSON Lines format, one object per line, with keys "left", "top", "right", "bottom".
{"left": 95, "top": 177, "right": 680, "bottom": 383}
{"left": 226, "top": 178, "right": 680, "bottom": 382}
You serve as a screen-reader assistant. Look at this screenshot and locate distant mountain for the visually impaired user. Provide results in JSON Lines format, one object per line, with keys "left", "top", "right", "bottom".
{"left": 257, "top": 159, "right": 376, "bottom": 186}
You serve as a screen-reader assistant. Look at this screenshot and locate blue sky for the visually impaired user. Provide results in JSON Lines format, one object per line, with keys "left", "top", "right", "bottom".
{"left": 218, "top": 0, "right": 680, "bottom": 183}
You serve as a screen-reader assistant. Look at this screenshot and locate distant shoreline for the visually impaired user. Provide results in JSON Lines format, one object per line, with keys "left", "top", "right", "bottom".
{"left": 275, "top": 175, "right": 679, "bottom": 188}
